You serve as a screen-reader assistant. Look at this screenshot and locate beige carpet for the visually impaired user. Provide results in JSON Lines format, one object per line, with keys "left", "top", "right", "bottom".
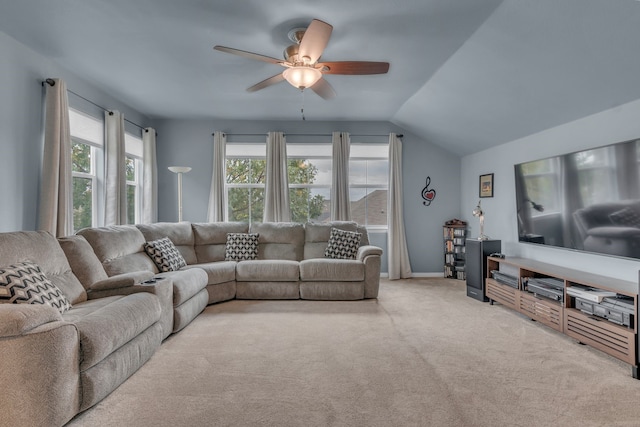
{"left": 68, "top": 279, "right": 640, "bottom": 427}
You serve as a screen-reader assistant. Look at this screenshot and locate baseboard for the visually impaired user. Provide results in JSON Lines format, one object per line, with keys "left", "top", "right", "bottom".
{"left": 411, "top": 272, "right": 446, "bottom": 278}
{"left": 380, "top": 272, "right": 445, "bottom": 278}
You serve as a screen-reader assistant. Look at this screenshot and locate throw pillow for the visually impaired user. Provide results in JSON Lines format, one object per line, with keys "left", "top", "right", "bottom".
{"left": 144, "top": 237, "right": 187, "bottom": 272}
{"left": 225, "top": 233, "right": 259, "bottom": 261}
{"left": 609, "top": 207, "right": 640, "bottom": 228}
{"left": 0, "top": 261, "right": 71, "bottom": 314}
{"left": 324, "top": 228, "right": 362, "bottom": 260}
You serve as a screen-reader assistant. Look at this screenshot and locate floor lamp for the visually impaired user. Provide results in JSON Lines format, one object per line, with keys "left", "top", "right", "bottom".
{"left": 168, "top": 166, "right": 191, "bottom": 222}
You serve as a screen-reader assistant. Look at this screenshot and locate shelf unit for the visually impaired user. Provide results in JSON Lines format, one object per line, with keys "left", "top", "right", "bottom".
{"left": 443, "top": 224, "right": 467, "bottom": 280}
{"left": 486, "top": 256, "right": 639, "bottom": 378}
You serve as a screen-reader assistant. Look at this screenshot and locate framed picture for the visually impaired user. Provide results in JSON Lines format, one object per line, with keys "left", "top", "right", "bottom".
{"left": 479, "top": 173, "right": 494, "bottom": 198}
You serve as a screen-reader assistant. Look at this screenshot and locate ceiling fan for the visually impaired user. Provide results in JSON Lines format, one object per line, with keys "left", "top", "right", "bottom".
{"left": 213, "top": 19, "right": 390, "bottom": 100}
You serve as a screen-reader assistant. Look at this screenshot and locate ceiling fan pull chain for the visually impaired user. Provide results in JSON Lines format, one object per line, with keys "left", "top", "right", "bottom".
{"left": 300, "top": 88, "right": 306, "bottom": 121}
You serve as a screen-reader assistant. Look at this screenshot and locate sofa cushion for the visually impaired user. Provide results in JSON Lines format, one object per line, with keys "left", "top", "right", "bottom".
{"left": 192, "top": 222, "right": 249, "bottom": 263}
{"left": 299, "top": 259, "right": 365, "bottom": 281}
{"left": 0, "top": 230, "right": 87, "bottom": 304}
{"left": 0, "top": 261, "right": 72, "bottom": 314}
{"left": 324, "top": 228, "right": 362, "bottom": 259}
{"left": 183, "top": 261, "right": 236, "bottom": 285}
{"left": 62, "top": 293, "right": 161, "bottom": 371}
{"left": 157, "top": 268, "right": 208, "bottom": 306}
{"left": 303, "top": 221, "right": 359, "bottom": 259}
{"left": 250, "top": 222, "right": 305, "bottom": 261}
{"left": 144, "top": 237, "right": 187, "bottom": 272}
{"left": 78, "top": 225, "right": 158, "bottom": 276}
{"left": 236, "top": 260, "right": 300, "bottom": 282}
{"left": 136, "top": 222, "right": 197, "bottom": 265}
{"left": 225, "top": 233, "right": 259, "bottom": 261}
{"left": 58, "top": 235, "right": 109, "bottom": 290}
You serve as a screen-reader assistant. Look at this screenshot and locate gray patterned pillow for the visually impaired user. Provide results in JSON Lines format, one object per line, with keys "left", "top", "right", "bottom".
{"left": 324, "top": 228, "right": 362, "bottom": 259}
{"left": 609, "top": 207, "right": 640, "bottom": 228}
{"left": 225, "top": 233, "right": 259, "bottom": 261}
{"left": 144, "top": 237, "right": 187, "bottom": 272}
{"left": 0, "top": 261, "right": 71, "bottom": 314}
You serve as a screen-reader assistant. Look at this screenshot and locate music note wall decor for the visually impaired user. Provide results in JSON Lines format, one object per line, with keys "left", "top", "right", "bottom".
{"left": 422, "top": 176, "right": 436, "bottom": 206}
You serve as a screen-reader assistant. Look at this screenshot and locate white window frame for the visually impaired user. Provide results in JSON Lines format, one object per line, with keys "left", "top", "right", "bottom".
{"left": 349, "top": 142, "right": 389, "bottom": 231}
{"left": 225, "top": 143, "right": 267, "bottom": 224}
{"left": 125, "top": 132, "right": 144, "bottom": 225}
{"left": 69, "top": 108, "right": 104, "bottom": 231}
{"left": 71, "top": 137, "right": 99, "bottom": 230}
{"left": 286, "top": 143, "right": 332, "bottom": 223}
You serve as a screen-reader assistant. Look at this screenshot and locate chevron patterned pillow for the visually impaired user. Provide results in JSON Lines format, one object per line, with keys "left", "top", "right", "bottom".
{"left": 144, "top": 237, "right": 187, "bottom": 272}
{"left": 0, "top": 261, "right": 71, "bottom": 314}
{"left": 324, "top": 228, "right": 362, "bottom": 260}
{"left": 225, "top": 233, "right": 259, "bottom": 261}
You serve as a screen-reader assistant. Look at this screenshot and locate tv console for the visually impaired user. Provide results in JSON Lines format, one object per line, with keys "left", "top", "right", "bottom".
{"left": 485, "top": 256, "right": 640, "bottom": 379}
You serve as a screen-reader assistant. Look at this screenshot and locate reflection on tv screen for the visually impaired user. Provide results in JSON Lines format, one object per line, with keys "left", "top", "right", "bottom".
{"left": 515, "top": 138, "right": 640, "bottom": 260}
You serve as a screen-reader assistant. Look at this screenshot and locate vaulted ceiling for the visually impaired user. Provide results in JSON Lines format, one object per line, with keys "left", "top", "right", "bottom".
{"left": 1, "top": 0, "right": 639, "bottom": 155}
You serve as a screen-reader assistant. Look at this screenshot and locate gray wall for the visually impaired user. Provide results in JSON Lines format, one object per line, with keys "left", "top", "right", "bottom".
{"left": 1, "top": 26, "right": 462, "bottom": 275}
{"left": 153, "top": 119, "right": 461, "bottom": 274}
{"left": 0, "top": 30, "right": 149, "bottom": 232}
{"left": 461, "top": 98, "right": 640, "bottom": 283}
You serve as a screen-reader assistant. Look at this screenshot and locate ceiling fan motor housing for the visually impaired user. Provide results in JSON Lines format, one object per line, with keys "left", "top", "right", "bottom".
{"left": 284, "top": 44, "right": 299, "bottom": 62}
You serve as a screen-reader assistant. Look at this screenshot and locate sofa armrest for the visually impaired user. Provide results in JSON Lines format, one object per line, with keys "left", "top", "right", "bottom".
{"left": 357, "top": 245, "right": 383, "bottom": 261}
{"left": 0, "top": 304, "right": 62, "bottom": 338}
{"left": 357, "top": 245, "right": 382, "bottom": 299}
{"left": 0, "top": 305, "right": 81, "bottom": 427}
{"left": 88, "top": 270, "right": 155, "bottom": 292}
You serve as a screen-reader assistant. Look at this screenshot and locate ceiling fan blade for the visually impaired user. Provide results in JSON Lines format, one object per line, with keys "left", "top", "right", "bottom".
{"left": 214, "top": 45, "right": 283, "bottom": 65}
{"left": 298, "top": 19, "right": 333, "bottom": 64}
{"left": 319, "top": 61, "right": 390, "bottom": 75}
{"left": 310, "top": 77, "right": 336, "bottom": 100}
{"left": 247, "top": 73, "right": 286, "bottom": 92}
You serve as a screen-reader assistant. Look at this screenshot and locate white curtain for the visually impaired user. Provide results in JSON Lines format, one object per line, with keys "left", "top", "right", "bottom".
{"left": 104, "top": 110, "right": 127, "bottom": 225}
{"left": 263, "top": 131, "right": 291, "bottom": 222}
{"left": 331, "top": 131, "right": 351, "bottom": 220}
{"left": 387, "top": 133, "right": 412, "bottom": 279}
{"left": 207, "top": 131, "right": 226, "bottom": 222}
{"left": 38, "top": 78, "right": 73, "bottom": 237}
{"left": 141, "top": 127, "right": 158, "bottom": 224}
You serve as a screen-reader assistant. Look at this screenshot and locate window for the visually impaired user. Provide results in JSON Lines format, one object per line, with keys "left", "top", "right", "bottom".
{"left": 225, "top": 140, "right": 390, "bottom": 228}
{"left": 226, "top": 143, "right": 266, "bottom": 224}
{"left": 519, "top": 158, "right": 561, "bottom": 216}
{"left": 573, "top": 146, "right": 617, "bottom": 207}
{"left": 125, "top": 133, "right": 143, "bottom": 225}
{"left": 349, "top": 143, "right": 389, "bottom": 229}
{"left": 287, "top": 144, "right": 331, "bottom": 223}
{"left": 69, "top": 109, "right": 103, "bottom": 232}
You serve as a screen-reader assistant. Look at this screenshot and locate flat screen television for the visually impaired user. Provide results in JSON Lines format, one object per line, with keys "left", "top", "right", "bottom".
{"left": 514, "top": 137, "right": 640, "bottom": 260}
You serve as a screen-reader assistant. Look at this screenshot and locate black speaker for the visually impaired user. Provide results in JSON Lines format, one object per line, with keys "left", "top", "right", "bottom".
{"left": 466, "top": 239, "right": 501, "bottom": 302}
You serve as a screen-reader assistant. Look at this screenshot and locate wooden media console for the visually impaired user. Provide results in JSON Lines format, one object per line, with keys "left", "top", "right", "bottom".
{"left": 485, "top": 256, "right": 639, "bottom": 378}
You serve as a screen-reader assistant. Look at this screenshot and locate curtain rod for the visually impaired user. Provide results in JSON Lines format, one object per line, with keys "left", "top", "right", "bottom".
{"left": 217, "top": 132, "right": 403, "bottom": 138}
{"left": 43, "top": 78, "right": 150, "bottom": 133}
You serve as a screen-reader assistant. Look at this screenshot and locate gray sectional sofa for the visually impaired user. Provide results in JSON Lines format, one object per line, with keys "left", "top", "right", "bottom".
{"left": 0, "top": 221, "right": 382, "bottom": 427}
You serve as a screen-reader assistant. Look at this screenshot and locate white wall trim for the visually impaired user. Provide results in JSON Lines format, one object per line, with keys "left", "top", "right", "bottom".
{"left": 411, "top": 272, "right": 445, "bottom": 278}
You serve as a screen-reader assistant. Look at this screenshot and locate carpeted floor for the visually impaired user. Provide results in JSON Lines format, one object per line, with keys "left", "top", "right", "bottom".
{"left": 67, "top": 279, "right": 640, "bottom": 427}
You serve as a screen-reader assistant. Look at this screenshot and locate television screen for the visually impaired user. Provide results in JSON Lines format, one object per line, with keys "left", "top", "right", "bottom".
{"left": 514, "top": 137, "right": 640, "bottom": 260}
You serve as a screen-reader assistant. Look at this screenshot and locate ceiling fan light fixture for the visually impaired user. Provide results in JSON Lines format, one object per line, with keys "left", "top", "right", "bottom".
{"left": 283, "top": 66, "right": 322, "bottom": 89}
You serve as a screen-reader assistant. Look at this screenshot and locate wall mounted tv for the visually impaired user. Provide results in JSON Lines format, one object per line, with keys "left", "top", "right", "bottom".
{"left": 515, "top": 137, "right": 640, "bottom": 260}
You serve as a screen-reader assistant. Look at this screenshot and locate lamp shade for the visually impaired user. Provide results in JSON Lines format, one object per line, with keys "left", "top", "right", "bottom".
{"left": 283, "top": 66, "right": 322, "bottom": 89}
{"left": 168, "top": 166, "right": 192, "bottom": 174}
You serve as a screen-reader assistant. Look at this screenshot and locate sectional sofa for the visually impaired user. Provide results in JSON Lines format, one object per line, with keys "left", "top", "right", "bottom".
{"left": 0, "top": 221, "right": 382, "bottom": 427}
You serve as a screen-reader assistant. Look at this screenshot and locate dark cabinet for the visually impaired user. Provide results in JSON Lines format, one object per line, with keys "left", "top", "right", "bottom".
{"left": 466, "top": 239, "right": 501, "bottom": 302}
